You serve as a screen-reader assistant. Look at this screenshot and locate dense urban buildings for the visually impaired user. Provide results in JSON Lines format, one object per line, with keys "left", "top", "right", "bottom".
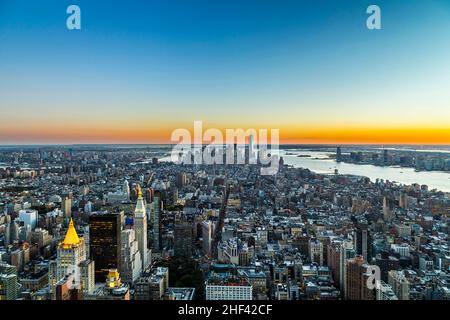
{"left": 0, "top": 145, "right": 449, "bottom": 300}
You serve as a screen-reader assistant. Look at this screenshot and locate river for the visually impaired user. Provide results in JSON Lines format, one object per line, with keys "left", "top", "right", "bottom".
{"left": 280, "top": 150, "right": 450, "bottom": 192}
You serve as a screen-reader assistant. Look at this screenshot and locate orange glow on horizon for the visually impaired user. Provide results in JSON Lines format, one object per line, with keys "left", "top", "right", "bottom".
{"left": 1, "top": 123, "right": 450, "bottom": 145}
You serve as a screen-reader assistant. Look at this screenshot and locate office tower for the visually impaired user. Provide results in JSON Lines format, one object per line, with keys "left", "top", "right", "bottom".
{"left": 172, "top": 186, "right": 179, "bottom": 204}
{"left": 0, "top": 263, "right": 17, "bottom": 276}
{"left": 134, "top": 186, "right": 149, "bottom": 269}
{"left": 399, "top": 192, "right": 409, "bottom": 209}
{"left": 18, "top": 209, "right": 38, "bottom": 229}
{"left": 31, "top": 228, "right": 52, "bottom": 250}
{"left": 119, "top": 229, "right": 142, "bottom": 283}
{"left": 383, "top": 196, "right": 395, "bottom": 221}
{"left": 0, "top": 262, "right": 18, "bottom": 300}
{"left": 5, "top": 220, "right": 19, "bottom": 246}
{"left": 0, "top": 274, "right": 18, "bottom": 300}
{"left": 238, "top": 244, "right": 250, "bottom": 266}
{"left": 176, "top": 173, "right": 187, "bottom": 188}
{"left": 336, "top": 146, "right": 342, "bottom": 162}
{"left": 63, "top": 197, "right": 72, "bottom": 218}
{"left": 355, "top": 222, "right": 372, "bottom": 262}
{"left": 345, "top": 255, "right": 375, "bottom": 300}
{"left": 123, "top": 180, "right": 130, "bottom": 201}
{"left": 327, "top": 241, "right": 341, "bottom": 288}
{"left": 79, "top": 259, "right": 95, "bottom": 295}
{"left": 174, "top": 222, "right": 193, "bottom": 257}
{"left": 202, "top": 221, "right": 213, "bottom": 256}
{"left": 18, "top": 225, "right": 31, "bottom": 243}
{"left": 150, "top": 192, "right": 162, "bottom": 251}
{"left": 49, "top": 219, "right": 86, "bottom": 293}
{"left": 89, "top": 212, "right": 121, "bottom": 282}
{"left": 308, "top": 239, "right": 324, "bottom": 265}
{"left": 388, "top": 270, "right": 410, "bottom": 300}
{"left": 339, "top": 240, "right": 355, "bottom": 294}
{"left": 224, "top": 238, "right": 239, "bottom": 264}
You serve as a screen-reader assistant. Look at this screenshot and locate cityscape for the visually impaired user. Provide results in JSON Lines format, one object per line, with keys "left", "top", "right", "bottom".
{"left": 0, "top": 144, "right": 448, "bottom": 301}
{"left": 0, "top": 0, "right": 450, "bottom": 308}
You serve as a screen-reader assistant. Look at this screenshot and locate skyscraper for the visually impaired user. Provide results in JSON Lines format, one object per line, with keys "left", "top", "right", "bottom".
{"left": 0, "top": 262, "right": 18, "bottom": 300}
{"left": 134, "top": 186, "right": 149, "bottom": 269}
{"left": 176, "top": 173, "right": 187, "bottom": 188}
{"left": 150, "top": 192, "right": 162, "bottom": 252}
{"left": 339, "top": 240, "right": 355, "bottom": 295}
{"left": 336, "top": 147, "right": 342, "bottom": 162}
{"left": 18, "top": 209, "right": 38, "bottom": 230}
{"left": 383, "top": 196, "right": 395, "bottom": 221}
{"left": 63, "top": 197, "right": 72, "bottom": 219}
{"left": 123, "top": 180, "right": 131, "bottom": 201}
{"left": 355, "top": 222, "right": 372, "bottom": 263}
{"left": 119, "top": 229, "right": 142, "bottom": 283}
{"left": 79, "top": 259, "right": 95, "bottom": 296}
{"left": 202, "top": 221, "right": 213, "bottom": 256}
{"left": 345, "top": 255, "right": 375, "bottom": 300}
{"left": 89, "top": 212, "right": 121, "bottom": 282}
{"left": 49, "top": 218, "right": 86, "bottom": 296}
{"left": 0, "top": 274, "right": 18, "bottom": 300}
{"left": 174, "top": 222, "right": 193, "bottom": 257}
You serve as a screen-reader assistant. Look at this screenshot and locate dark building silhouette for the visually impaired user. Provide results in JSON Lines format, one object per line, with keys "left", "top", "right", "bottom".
{"left": 89, "top": 212, "right": 121, "bottom": 282}
{"left": 336, "top": 147, "right": 342, "bottom": 162}
{"left": 150, "top": 192, "right": 163, "bottom": 251}
{"left": 375, "top": 251, "right": 400, "bottom": 282}
{"left": 355, "top": 222, "right": 373, "bottom": 263}
{"left": 174, "top": 222, "right": 193, "bottom": 257}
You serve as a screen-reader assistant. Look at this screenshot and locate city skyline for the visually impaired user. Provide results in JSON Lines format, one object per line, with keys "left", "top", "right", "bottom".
{"left": 1, "top": 0, "right": 450, "bottom": 144}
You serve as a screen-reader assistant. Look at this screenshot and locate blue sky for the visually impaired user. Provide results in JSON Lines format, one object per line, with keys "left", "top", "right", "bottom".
{"left": 0, "top": 0, "right": 450, "bottom": 143}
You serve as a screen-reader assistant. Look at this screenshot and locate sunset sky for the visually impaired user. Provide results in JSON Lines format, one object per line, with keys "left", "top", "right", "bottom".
{"left": 1, "top": 0, "right": 450, "bottom": 144}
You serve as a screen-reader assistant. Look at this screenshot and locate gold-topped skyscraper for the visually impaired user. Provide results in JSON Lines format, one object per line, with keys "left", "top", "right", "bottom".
{"left": 61, "top": 218, "right": 81, "bottom": 248}
{"left": 49, "top": 218, "right": 88, "bottom": 298}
